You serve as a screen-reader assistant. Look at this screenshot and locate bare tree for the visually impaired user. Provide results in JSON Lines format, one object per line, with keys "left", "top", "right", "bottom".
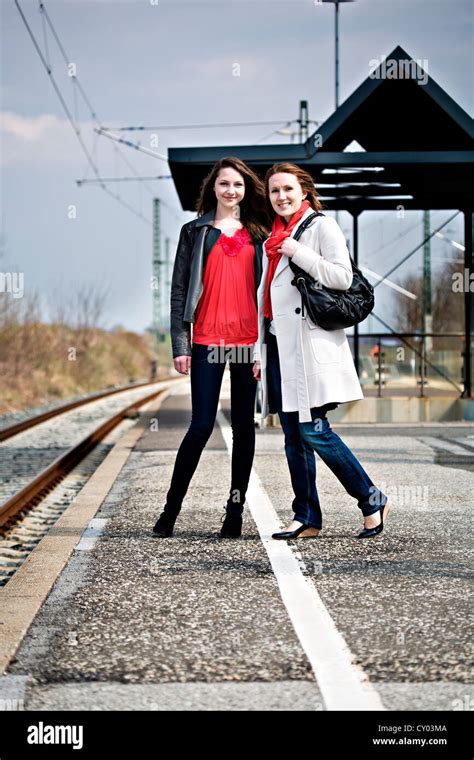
{"left": 394, "top": 260, "right": 464, "bottom": 333}
{"left": 74, "top": 282, "right": 109, "bottom": 332}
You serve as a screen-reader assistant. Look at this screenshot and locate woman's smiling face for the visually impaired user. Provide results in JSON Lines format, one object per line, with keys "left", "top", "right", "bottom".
{"left": 214, "top": 167, "right": 245, "bottom": 210}
{"left": 268, "top": 172, "right": 307, "bottom": 221}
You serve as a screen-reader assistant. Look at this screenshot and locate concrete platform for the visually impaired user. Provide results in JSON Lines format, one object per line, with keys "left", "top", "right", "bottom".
{"left": 292, "top": 396, "right": 474, "bottom": 423}
{"left": 1, "top": 376, "right": 473, "bottom": 711}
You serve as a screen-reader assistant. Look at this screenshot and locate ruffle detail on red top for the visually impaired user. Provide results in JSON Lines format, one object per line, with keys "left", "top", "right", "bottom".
{"left": 218, "top": 227, "right": 252, "bottom": 256}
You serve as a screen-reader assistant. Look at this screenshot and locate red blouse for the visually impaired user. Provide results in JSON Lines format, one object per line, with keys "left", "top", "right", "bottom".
{"left": 192, "top": 227, "right": 258, "bottom": 347}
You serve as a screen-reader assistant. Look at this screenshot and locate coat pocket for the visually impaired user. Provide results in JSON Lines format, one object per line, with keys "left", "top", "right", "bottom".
{"left": 308, "top": 328, "right": 344, "bottom": 364}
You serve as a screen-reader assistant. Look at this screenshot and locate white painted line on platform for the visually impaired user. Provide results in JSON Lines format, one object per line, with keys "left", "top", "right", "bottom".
{"left": 419, "top": 437, "right": 474, "bottom": 456}
{"left": 0, "top": 674, "right": 28, "bottom": 710}
{"left": 75, "top": 518, "right": 108, "bottom": 551}
{"left": 217, "top": 407, "right": 385, "bottom": 712}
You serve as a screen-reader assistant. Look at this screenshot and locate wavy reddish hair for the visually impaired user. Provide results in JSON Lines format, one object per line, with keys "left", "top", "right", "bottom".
{"left": 264, "top": 163, "right": 324, "bottom": 219}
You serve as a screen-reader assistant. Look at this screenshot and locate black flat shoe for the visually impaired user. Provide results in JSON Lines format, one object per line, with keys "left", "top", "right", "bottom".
{"left": 220, "top": 512, "right": 242, "bottom": 538}
{"left": 152, "top": 511, "right": 177, "bottom": 538}
{"left": 357, "top": 502, "right": 390, "bottom": 539}
{"left": 272, "top": 522, "right": 321, "bottom": 540}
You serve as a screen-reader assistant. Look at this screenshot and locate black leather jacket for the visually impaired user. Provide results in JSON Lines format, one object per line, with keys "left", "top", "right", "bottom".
{"left": 170, "top": 210, "right": 264, "bottom": 358}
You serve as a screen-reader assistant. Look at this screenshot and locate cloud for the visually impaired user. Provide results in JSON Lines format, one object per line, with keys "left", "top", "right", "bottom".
{"left": 0, "top": 110, "right": 94, "bottom": 168}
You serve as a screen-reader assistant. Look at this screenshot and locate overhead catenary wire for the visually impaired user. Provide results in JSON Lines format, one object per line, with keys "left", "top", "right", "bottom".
{"left": 106, "top": 120, "right": 301, "bottom": 131}
{"left": 255, "top": 122, "right": 293, "bottom": 144}
{"left": 39, "top": 0, "right": 165, "bottom": 221}
{"left": 110, "top": 118, "right": 321, "bottom": 147}
{"left": 374, "top": 212, "right": 461, "bottom": 288}
{"left": 39, "top": 2, "right": 99, "bottom": 120}
{"left": 39, "top": 3, "right": 51, "bottom": 70}
{"left": 16, "top": 2, "right": 103, "bottom": 190}
{"left": 19, "top": 1, "right": 465, "bottom": 281}
{"left": 78, "top": 175, "right": 172, "bottom": 184}
{"left": 95, "top": 128, "right": 169, "bottom": 163}
{"left": 362, "top": 216, "right": 427, "bottom": 260}
{"left": 359, "top": 206, "right": 450, "bottom": 240}
{"left": 39, "top": 0, "right": 221, "bottom": 225}
{"left": 15, "top": 0, "right": 164, "bottom": 226}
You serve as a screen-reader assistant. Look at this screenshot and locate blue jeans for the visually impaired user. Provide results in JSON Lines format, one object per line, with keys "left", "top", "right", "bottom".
{"left": 266, "top": 332, "right": 386, "bottom": 529}
{"left": 164, "top": 342, "right": 257, "bottom": 517}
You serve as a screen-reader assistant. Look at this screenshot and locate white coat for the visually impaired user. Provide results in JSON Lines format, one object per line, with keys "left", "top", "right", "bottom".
{"left": 254, "top": 208, "right": 364, "bottom": 423}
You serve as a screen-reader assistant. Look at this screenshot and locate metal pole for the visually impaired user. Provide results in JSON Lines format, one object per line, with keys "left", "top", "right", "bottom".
{"left": 299, "top": 100, "right": 309, "bottom": 143}
{"left": 377, "top": 336, "right": 382, "bottom": 397}
{"left": 164, "top": 237, "right": 171, "bottom": 332}
{"left": 335, "top": 0, "right": 340, "bottom": 108}
{"left": 352, "top": 211, "right": 360, "bottom": 375}
{"left": 420, "top": 337, "right": 426, "bottom": 398}
{"left": 335, "top": 1, "right": 340, "bottom": 227}
{"left": 423, "top": 210, "right": 433, "bottom": 353}
{"left": 461, "top": 209, "right": 473, "bottom": 397}
{"left": 152, "top": 198, "right": 161, "bottom": 357}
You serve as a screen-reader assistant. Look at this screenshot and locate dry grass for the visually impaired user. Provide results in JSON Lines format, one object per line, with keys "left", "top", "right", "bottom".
{"left": 0, "top": 288, "right": 172, "bottom": 414}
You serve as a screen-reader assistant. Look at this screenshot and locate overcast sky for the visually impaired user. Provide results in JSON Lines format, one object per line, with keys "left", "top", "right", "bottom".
{"left": 1, "top": 0, "right": 472, "bottom": 333}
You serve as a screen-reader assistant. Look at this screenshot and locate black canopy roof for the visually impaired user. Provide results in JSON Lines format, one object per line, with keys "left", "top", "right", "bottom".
{"left": 168, "top": 46, "right": 474, "bottom": 213}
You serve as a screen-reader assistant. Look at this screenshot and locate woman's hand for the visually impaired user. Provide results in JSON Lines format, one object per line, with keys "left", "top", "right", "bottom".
{"left": 253, "top": 361, "right": 261, "bottom": 381}
{"left": 174, "top": 355, "right": 191, "bottom": 375}
{"left": 278, "top": 237, "right": 300, "bottom": 258}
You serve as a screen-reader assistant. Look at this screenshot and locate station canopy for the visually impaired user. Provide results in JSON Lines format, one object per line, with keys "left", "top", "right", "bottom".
{"left": 168, "top": 46, "right": 474, "bottom": 214}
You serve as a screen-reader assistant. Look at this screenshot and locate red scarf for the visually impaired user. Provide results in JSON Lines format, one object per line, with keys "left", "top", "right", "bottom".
{"left": 263, "top": 200, "right": 311, "bottom": 319}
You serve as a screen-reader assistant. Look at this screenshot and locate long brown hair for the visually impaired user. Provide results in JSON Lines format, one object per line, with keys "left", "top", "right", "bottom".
{"left": 196, "top": 157, "right": 270, "bottom": 240}
{"left": 264, "top": 163, "right": 324, "bottom": 220}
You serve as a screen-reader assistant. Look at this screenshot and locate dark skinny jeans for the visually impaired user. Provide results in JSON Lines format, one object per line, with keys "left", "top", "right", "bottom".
{"left": 266, "top": 331, "right": 387, "bottom": 529}
{"left": 164, "top": 342, "right": 257, "bottom": 518}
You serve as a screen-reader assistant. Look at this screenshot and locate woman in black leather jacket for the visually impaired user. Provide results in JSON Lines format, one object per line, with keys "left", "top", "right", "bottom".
{"left": 153, "top": 157, "right": 269, "bottom": 539}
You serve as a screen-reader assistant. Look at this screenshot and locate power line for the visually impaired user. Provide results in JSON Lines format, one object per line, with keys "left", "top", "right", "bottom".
{"left": 40, "top": 2, "right": 99, "bottom": 120}
{"left": 105, "top": 120, "right": 299, "bottom": 131}
{"left": 359, "top": 207, "right": 427, "bottom": 236}
{"left": 15, "top": 0, "right": 169, "bottom": 226}
{"left": 255, "top": 122, "right": 293, "bottom": 144}
{"left": 359, "top": 211, "right": 392, "bottom": 233}
{"left": 39, "top": 0, "right": 166, "bottom": 219}
{"left": 96, "top": 128, "right": 168, "bottom": 163}
{"left": 39, "top": 2, "right": 51, "bottom": 69}
{"left": 78, "top": 175, "right": 172, "bottom": 184}
{"left": 374, "top": 212, "right": 460, "bottom": 289}
{"left": 159, "top": 198, "right": 186, "bottom": 223}
{"left": 363, "top": 216, "right": 428, "bottom": 260}
{"left": 15, "top": 2, "right": 108, "bottom": 194}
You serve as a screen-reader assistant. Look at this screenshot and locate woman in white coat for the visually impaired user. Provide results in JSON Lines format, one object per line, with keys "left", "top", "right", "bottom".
{"left": 253, "top": 163, "right": 389, "bottom": 540}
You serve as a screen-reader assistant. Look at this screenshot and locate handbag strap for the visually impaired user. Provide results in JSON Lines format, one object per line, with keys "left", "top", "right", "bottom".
{"left": 292, "top": 211, "right": 324, "bottom": 242}
{"left": 289, "top": 211, "right": 324, "bottom": 321}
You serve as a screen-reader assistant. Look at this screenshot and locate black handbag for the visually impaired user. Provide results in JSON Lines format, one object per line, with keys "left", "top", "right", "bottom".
{"left": 289, "top": 212, "right": 374, "bottom": 331}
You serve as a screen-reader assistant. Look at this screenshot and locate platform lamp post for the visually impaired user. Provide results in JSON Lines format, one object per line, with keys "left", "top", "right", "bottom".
{"left": 320, "top": 1, "right": 358, "bottom": 372}
{"left": 319, "top": 0, "right": 356, "bottom": 227}
{"left": 318, "top": 0, "right": 356, "bottom": 109}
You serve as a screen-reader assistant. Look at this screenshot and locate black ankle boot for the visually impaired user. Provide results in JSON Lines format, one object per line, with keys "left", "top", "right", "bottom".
{"left": 220, "top": 511, "right": 242, "bottom": 539}
{"left": 152, "top": 511, "right": 177, "bottom": 538}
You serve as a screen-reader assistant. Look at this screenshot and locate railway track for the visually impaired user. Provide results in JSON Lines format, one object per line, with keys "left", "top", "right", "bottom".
{"left": 0, "top": 379, "right": 180, "bottom": 586}
{"left": 0, "top": 380, "right": 155, "bottom": 441}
